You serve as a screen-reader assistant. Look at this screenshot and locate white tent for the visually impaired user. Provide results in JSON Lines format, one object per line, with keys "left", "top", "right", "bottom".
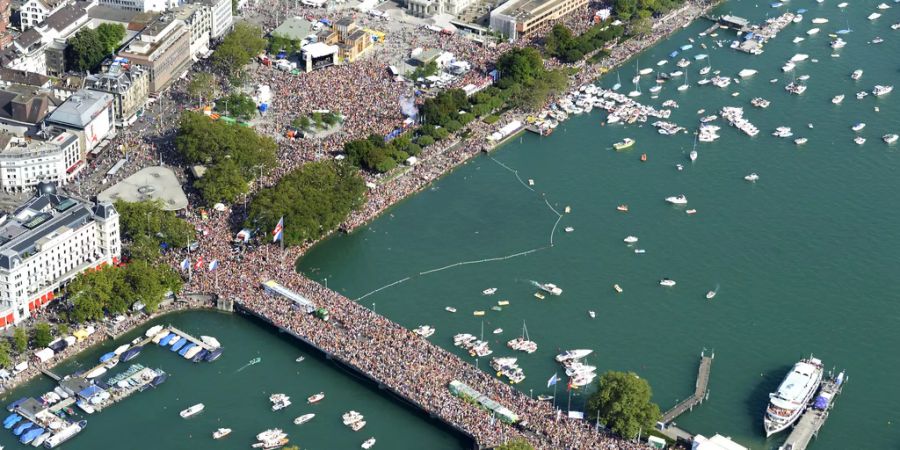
{"left": 34, "top": 348, "right": 55, "bottom": 362}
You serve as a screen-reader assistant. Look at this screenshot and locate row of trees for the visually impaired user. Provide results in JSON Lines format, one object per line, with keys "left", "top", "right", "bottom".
{"left": 544, "top": 23, "right": 626, "bottom": 63}
{"left": 115, "top": 199, "right": 196, "bottom": 260}
{"left": 343, "top": 134, "right": 423, "bottom": 173}
{"left": 246, "top": 161, "right": 366, "bottom": 246}
{"left": 175, "top": 111, "right": 276, "bottom": 204}
{"left": 613, "top": 0, "right": 686, "bottom": 21}
{"left": 65, "top": 23, "right": 126, "bottom": 72}
{"left": 495, "top": 47, "right": 568, "bottom": 111}
{"left": 212, "top": 23, "right": 268, "bottom": 80}
{"left": 292, "top": 111, "right": 342, "bottom": 132}
{"left": 268, "top": 33, "right": 304, "bottom": 55}
{"left": 215, "top": 93, "right": 258, "bottom": 120}
{"left": 65, "top": 261, "right": 182, "bottom": 322}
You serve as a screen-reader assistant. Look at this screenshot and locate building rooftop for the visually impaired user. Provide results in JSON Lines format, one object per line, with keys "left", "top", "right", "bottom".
{"left": 0, "top": 185, "right": 114, "bottom": 271}
{"left": 492, "top": 0, "right": 565, "bottom": 21}
{"left": 0, "top": 128, "right": 77, "bottom": 158}
{"left": 46, "top": 90, "right": 112, "bottom": 129}
{"left": 42, "top": 2, "right": 90, "bottom": 33}
{"left": 0, "top": 68, "right": 50, "bottom": 88}
{"left": 85, "top": 63, "right": 146, "bottom": 94}
{"left": 88, "top": 4, "right": 143, "bottom": 24}
{"left": 15, "top": 29, "right": 42, "bottom": 50}
{"left": 97, "top": 166, "right": 188, "bottom": 210}
{"left": 0, "top": 86, "right": 59, "bottom": 125}
{"left": 271, "top": 17, "right": 312, "bottom": 41}
{"left": 302, "top": 42, "right": 338, "bottom": 59}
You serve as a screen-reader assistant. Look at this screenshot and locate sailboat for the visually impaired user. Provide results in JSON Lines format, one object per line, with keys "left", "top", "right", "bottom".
{"left": 628, "top": 65, "right": 642, "bottom": 97}
{"left": 612, "top": 72, "right": 622, "bottom": 91}
{"left": 678, "top": 70, "right": 689, "bottom": 91}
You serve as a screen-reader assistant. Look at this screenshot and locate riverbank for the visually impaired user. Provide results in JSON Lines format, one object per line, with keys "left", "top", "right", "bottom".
{"left": 340, "top": 0, "right": 722, "bottom": 234}
{"left": 0, "top": 298, "right": 214, "bottom": 397}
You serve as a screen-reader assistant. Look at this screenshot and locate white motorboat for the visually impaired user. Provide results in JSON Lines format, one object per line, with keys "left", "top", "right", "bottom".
{"left": 571, "top": 372, "right": 597, "bottom": 388}
{"left": 564, "top": 226, "right": 574, "bottom": 233}
{"left": 343, "top": 411, "right": 365, "bottom": 426}
{"left": 868, "top": 12, "right": 882, "bottom": 20}
{"left": 413, "top": 325, "right": 435, "bottom": 338}
{"left": 482, "top": 288, "right": 497, "bottom": 295}
{"left": 85, "top": 367, "right": 108, "bottom": 379}
{"left": 857, "top": 91, "right": 869, "bottom": 99}
{"left": 444, "top": 306, "right": 456, "bottom": 313}
{"left": 794, "top": 138, "right": 808, "bottom": 145}
{"left": 144, "top": 325, "right": 163, "bottom": 338}
{"left": 294, "top": 413, "right": 315, "bottom": 425}
{"left": 492, "top": 328, "right": 503, "bottom": 334}
{"left": 699, "top": 66, "right": 711, "bottom": 75}
{"left": 706, "top": 291, "right": 717, "bottom": 300}
{"left": 296, "top": 356, "right": 305, "bottom": 362}
{"left": 738, "top": 69, "right": 757, "bottom": 78}
{"left": 649, "top": 85, "right": 662, "bottom": 94}
{"left": 745, "top": 173, "right": 760, "bottom": 182}
{"left": 213, "top": 428, "right": 232, "bottom": 439}
{"left": 613, "top": 284, "right": 623, "bottom": 293}
{"left": 811, "top": 18, "right": 828, "bottom": 24}
{"left": 689, "top": 150, "right": 697, "bottom": 161}
{"left": 851, "top": 69, "right": 863, "bottom": 80}
{"left": 538, "top": 283, "right": 563, "bottom": 296}
{"left": 351, "top": 420, "right": 367, "bottom": 432}
{"left": 773, "top": 127, "right": 794, "bottom": 138}
{"left": 623, "top": 236, "right": 639, "bottom": 244}
{"left": 806, "top": 28, "right": 819, "bottom": 36}
{"left": 659, "top": 278, "right": 677, "bottom": 287}
{"left": 855, "top": 136, "right": 866, "bottom": 145}
{"left": 851, "top": 123, "right": 866, "bottom": 132}
{"left": 113, "top": 344, "right": 130, "bottom": 355}
{"left": 307, "top": 392, "right": 325, "bottom": 404}
{"left": 873, "top": 85, "right": 893, "bottom": 96}
{"left": 837, "top": 1, "right": 847, "bottom": 6}
{"left": 832, "top": 94, "right": 844, "bottom": 104}
{"left": 792, "top": 37, "right": 805, "bottom": 43}
{"left": 665, "top": 195, "right": 688, "bottom": 205}
{"left": 884, "top": 134, "right": 899, "bottom": 144}
{"left": 180, "top": 403, "right": 205, "bottom": 418}
{"left": 588, "top": 311, "right": 595, "bottom": 319}
{"left": 639, "top": 67, "right": 654, "bottom": 75}
{"left": 781, "top": 61, "right": 795, "bottom": 72}
{"left": 878, "top": 2, "right": 891, "bottom": 9}
{"left": 634, "top": 249, "right": 646, "bottom": 254}
{"left": 362, "top": 437, "right": 377, "bottom": 449}
{"left": 555, "top": 349, "right": 592, "bottom": 362}
{"left": 200, "top": 336, "right": 222, "bottom": 348}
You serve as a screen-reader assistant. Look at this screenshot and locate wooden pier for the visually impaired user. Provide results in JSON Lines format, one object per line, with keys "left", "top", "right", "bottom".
{"left": 41, "top": 368, "right": 61, "bottom": 381}
{"left": 660, "top": 351, "right": 714, "bottom": 425}
{"left": 779, "top": 373, "right": 845, "bottom": 450}
{"left": 166, "top": 326, "right": 215, "bottom": 351}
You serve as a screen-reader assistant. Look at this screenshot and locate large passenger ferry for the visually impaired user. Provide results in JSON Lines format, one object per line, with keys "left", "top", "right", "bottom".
{"left": 764, "top": 357, "right": 823, "bottom": 437}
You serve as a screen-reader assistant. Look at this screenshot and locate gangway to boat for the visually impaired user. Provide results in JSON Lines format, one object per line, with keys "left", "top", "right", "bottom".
{"left": 659, "top": 350, "right": 714, "bottom": 425}
{"left": 779, "top": 372, "right": 845, "bottom": 450}
{"left": 41, "top": 368, "right": 62, "bottom": 381}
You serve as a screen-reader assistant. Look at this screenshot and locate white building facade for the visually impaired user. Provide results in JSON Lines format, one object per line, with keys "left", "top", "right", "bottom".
{"left": 0, "top": 129, "right": 83, "bottom": 192}
{"left": 19, "top": 0, "right": 66, "bottom": 30}
{"left": 0, "top": 186, "right": 120, "bottom": 327}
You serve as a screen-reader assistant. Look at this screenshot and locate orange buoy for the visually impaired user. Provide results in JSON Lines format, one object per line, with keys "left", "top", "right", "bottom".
{"left": 640, "top": 153, "right": 648, "bottom": 162}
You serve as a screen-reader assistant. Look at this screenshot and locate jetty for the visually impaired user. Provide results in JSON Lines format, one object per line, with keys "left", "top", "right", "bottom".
{"left": 165, "top": 326, "right": 216, "bottom": 352}
{"left": 660, "top": 351, "right": 714, "bottom": 425}
{"left": 779, "top": 372, "right": 845, "bottom": 450}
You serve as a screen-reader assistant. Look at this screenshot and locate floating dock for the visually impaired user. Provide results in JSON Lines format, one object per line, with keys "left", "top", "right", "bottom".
{"left": 165, "top": 326, "right": 216, "bottom": 352}
{"left": 779, "top": 372, "right": 845, "bottom": 450}
{"left": 660, "top": 351, "right": 714, "bottom": 425}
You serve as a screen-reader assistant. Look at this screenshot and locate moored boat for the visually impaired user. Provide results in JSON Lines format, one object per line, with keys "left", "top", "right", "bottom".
{"left": 764, "top": 357, "right": 824, "bottom": 436}
{"left": 307, "top": 392, "right": 325, "bottom": 404}
{"left": 613, "top": 138, "right": 635, "bottom": 151}
{"left": 213, "top": 428, "right": 232, "bottom": 439}
{"left": 294, "top": 413, "right": 315, "bottom": 425}
{"left": 180, "top": 403, "right": 204, "bottom": 418}
{"left": 659, "top": 278, "right": 677, "bottom": 287}
{"left": 362, "top": 437, "right": 377, "bottom": 449}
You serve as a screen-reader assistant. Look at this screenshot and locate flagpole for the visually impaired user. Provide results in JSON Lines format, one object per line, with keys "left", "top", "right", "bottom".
{"left": 553, "top": 379, "right": 558, "bottom": 408}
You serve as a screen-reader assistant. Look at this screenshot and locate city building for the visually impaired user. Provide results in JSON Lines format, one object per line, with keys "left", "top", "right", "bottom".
{"left": 270, "top": 16, "right": 313, "bottom": 42}
{"left": 0, "top": 0, "right": 12, "bottom": 48}
{"left": 406, "top": 0, "right": 473, "bottom": 18}
{"left": 19, "top": 0, "right": 66, "bottom": 30}
{"left": 95, "top": 0, "right": 167, "bottom": 13}
{"left": 489, "top": 0, "right": 588, "bottom": 41}
{"left": 0, "top": 85, "right": 60, "bottom": 135}
{"left": 0, "top": 68, "right": 50, "bottom": 88}
{"left": 0, "top": 183, "right": 120, "bottom": 327}
{"left": 116, "top": 17, "right": 191, "bottom": 93}
{"left": 171, "top": 3, "right": 211, "bottom": 58}
{"left": 37, "top": 2, "right": 95, "bottom": 76}
{"left": 46, "top": 89, "right": 114, "bottom": 154}
{"left": 328, "top": 18, "right": 372, "bottom": 62}
{"left": 85, "top": 62, "right": 149, "bottom": 125}
{"left": 299, "top": 42, "right": 337, "bottom": 72}
{"left": 0, "top": 127, "right": 83, "bottom": 191}
{"left": 196, "top": 0, "right": 231, "bottom": 40}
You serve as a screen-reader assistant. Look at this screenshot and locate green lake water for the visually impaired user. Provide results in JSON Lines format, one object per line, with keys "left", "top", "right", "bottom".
{"left": 299, "top": 1, "right": 900, "bottom": 448}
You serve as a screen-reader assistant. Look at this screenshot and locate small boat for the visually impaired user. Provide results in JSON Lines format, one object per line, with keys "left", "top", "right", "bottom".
{"left": 539, "top": 283, "right": 563, "bottom": 296}
{"left": 869, "top": 12, "right": 882, "bottom": 20}
{"left": 793, "top": 37, "right": 805, "bottom": 43}
{"left": 85, "top": 367, "right": 107, "bottom": 379}
{"left": 493, "top": 328, "right": 503, "bottom": 334}
{"left": 613, "top": 284, "right": 623, "bottom": 293}
{"left": 482, "top": 288, "right": 497, "bottom": 295}
{"left": 184, "top": 345, "right": 203, "bottom": 360}
{"left": 852, "top": 123, "right": 866, "bottom": 132}
{"left": 851, "top": 69, "right": 863, "bottom": 80}
{"left": 473, "top": 311, "right": 485, "bottom": 316}
{"left": 200, "top": 336, "right": 222, "bottom": 348}
{"left": 362, "top": 437, "right": 377, "bottom": 449}
{"left": 686, "top": 209, "right": 697, "bottom": 215}
{"left": 445, "top": 306, "right": 456, "bottom": 313}
{"left": 795, "top": 138, "right": 808, "bottom": 145}
{"left": 706, "top": 291, "right": 717, "bottom": 300}
{"left": 528, "top": 179, "right": 534, "bottom": 186}
{"left": 32, "top": 430, "right": 51, "bottom": 446}
{"left": 4, "top": 414, "right": 21, "bottom": 429}
{"left": 497, "top": 300, "right": 509, "bottom": 306}
{"left": 144, "top": 325, "right": 164, "bottom": 338}
{"left": 639, "top": 67, "right": 653, "bottom": 75}
{"left": 120, "top": 346, "right": 142, "bottom": 362}
{"left": 855, "top": 136, "right": 866, "bottom": 145}
{"left": 294, "top": 413, "right": 315, "bottom": 425}
{"left": 534, "top": 292, "right": 545, "bottom": 300}
{"left": 689, "top": 150, "right": 697, "bottom": 162}
{"left": 613, "top": 138, "right": 635, "bottom": 151}
{"left": 98, "top": 352, "right": 116, "bottom": 363}
{"left": 178, "top": 343, "right": 196, "bottom": 356}
{"left": 623, "top": 236, "right": 639, "bottom": 244}
{"left": 659, "top": 278, "right": 677, "bottom": 287}
{"left": 205, "top": 348, "right": 224, "bottom": 362}
{"left": 617, "top": 204, "right": 629, "bottom": 212}
{"left": 634, "top": 248, "right": 646, "bottom": 254}
{"left": 806, "top": 28, "right": 819, "bottom": 36}
{"left": 738, "top": 69, "right": 757, "bottom": 78}
{"left": 832, "top": 94, "right": 844, "bottom": 104}
{"left": 213, "top": 428, "right": 232, "bottom": 439}
{"left": 180, "top": 403, "right": 204, "bottom": 418}
{"left": 169, "top": 337, "right": 185, "bottom": 350}
{"left": 158, "top": 333, "right": 176, "bottom": 346}
{"left": 837, "top": 2, "right": 848, "bottom": 6}
{"left": 745, "top": 173, "right": 760, "bottom": 182}
{"left": 884, "top": 134, "right": 899, "bottom": 144}
{"left": 588, "top": 311, "right": 595, "bottom": 319}
{"left": 564, "top": 227, "right": 574, "bottom": 233}
{"left": 113, "top": 344, "right": 129, "bottom": 355}
{"left": 307, "top": 392, "right": 325, "bottom": 404}
{"left": 665, "top": 195, "right": 688, "bottom": 205}
{"left": 555, "top": 349, "right": 593, "bottom": 362}
{"left": 811, "top": 18, "right": 828, "bottom": 24}
{"left": 351, "top": 420, "right": 367, "bottom": 431}
{"left": 640, "top": 153, "right": 647, "bottom": 162}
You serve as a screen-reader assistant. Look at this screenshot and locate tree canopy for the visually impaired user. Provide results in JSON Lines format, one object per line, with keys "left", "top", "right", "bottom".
{"left": 613, "top": 0, "right": 685, "bottom": 22}
{"left": 65, "top": 24, "right": 126, "bottom": 72}
{"left": 115, "top": 199, "right": 195, "bottom": 258}
{"left": 544, "top": 23, "right": 625, "bottom": 63}
{"left": 66, "top": 262, "right": 182, "bottom": 322}
{"left": 212, "top": 23, "right": 267, "bottom": 78}
{"left": 246, "top": 161, "right": 366, "bottom": 246}
{"left": 188, "top": 72, "right": 218, "bottom": 104}
{"left": 586, "top": 371, "right": 661, "bottom": 439}
{"left": 175, "top": 111, "right": 276, "bottom": 204}
{"left": 495, "top": 48, "right": 568, "bottom": 111}
{"left": 215, "top": 93, "right": 258, "bottom": 120}
{"left": 33, "top": 323, "right": 52, "bottom": 348}
{"left": 344, "top": 133, "right": 423, "bottom": 173}
{"left": 268, "top": 33, "right": 304, "bottom": 55}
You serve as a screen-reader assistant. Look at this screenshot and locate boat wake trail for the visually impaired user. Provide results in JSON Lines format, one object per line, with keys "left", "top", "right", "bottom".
{"left": 352, "top": 158, "right": 565, "bottom": 302}
{"left": 236, "top": 357, "right": 261, "bottom": 372}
